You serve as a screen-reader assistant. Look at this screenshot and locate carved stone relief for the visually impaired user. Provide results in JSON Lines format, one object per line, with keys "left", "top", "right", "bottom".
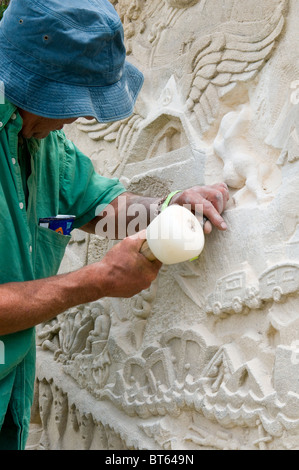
{"left": 29, "top": 0, "right": 299, "bottom": 451}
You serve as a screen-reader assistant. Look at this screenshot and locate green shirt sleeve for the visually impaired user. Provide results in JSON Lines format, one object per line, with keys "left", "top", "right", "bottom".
{"left": 59, "top": 137, "right": 127, "bottom": 229}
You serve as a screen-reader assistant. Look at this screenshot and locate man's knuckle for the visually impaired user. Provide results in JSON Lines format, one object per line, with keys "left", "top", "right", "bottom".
{"left": 204, "top": 200, "right": 213, "bottom": 209}
{"left": 214, "top": 190, "right": 223, "bottom": 201}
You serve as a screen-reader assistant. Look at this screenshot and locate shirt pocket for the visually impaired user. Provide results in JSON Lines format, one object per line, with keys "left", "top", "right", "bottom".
{"left": 34, "top": 225, "right": 71, "bottom": 279}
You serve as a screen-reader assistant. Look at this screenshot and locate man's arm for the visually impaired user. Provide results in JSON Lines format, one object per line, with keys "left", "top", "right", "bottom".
{"left": 81, "top": 192, "right": 161, "bottom": 238}
{"left": 0, "top": 232, "right": 161, "bottom": 336}
{"left": 81, "top": 184, "right": 230, "bottom": 237}
{"left": 0, "top": 183, "right": 229, "bottom": 335}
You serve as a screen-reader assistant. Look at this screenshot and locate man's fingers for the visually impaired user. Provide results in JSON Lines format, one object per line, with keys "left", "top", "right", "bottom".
{"left": 128, "top": 229, "right": 147, "bottom": 250}
{"left": 203, "top": 184, "right": 229, "bottom": 214}
{"left": 165, "top": 183, "right": 230, "bottom": 232}
{"left": 202, "top": 199, "right": 228, "bottom": 230}
{"left": 203, "top": 219, "right": 213, "bottom": 234}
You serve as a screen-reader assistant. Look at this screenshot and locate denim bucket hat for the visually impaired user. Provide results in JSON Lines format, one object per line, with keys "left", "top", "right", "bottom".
{"left": 0, "top": 0, "right": 144, "bottom": 122}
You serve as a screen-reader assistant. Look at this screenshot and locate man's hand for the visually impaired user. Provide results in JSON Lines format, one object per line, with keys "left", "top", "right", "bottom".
{"left": 0, "top": 230, "right": 161, "bottom": 336}
{"left": 168, "top": 183, "right": 229, "bottom": 234}
{"left": 81, "top": 183, "right": 230, "bottom": 238}
{"left": 96, "top": 230, "right": 162, "bottom": 299}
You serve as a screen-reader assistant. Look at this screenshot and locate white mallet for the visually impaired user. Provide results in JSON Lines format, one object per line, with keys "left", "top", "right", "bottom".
{"left": 140, "top": 204, "right": 205, "bottom": 264}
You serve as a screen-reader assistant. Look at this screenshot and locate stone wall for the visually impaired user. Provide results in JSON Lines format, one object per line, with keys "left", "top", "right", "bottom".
{"left": 28, "top": 0, "right": 299, "bottom": 450}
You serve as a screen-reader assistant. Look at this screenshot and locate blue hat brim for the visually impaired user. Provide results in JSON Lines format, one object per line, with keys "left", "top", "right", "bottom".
{"left": 0, "top": 45, "right": 144, "bottom": 123}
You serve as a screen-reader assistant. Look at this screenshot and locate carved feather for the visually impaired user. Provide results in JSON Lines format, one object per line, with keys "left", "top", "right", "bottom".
{"left": 186, "top": 13, "right": 285, "bottom": 133}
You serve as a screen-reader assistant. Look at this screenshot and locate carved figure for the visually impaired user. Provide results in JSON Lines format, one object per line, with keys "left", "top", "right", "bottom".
{"left": 92, "top": 346, "right": 111, "bottom": 388}
{"left": 205, "top": 268, "right": 260, "bottom": 316}
{"left": 258, "top": 263, "right": 299, "bottom": 303}
{"left": 59, "top": 305, "right": 94, "bottom": 359}
{"left": 84, "top": 301, "right": 111, "bottom": 354}
{"left": 77, "top": 0, "right": 287, "bottom": 168}
{"left": 37, "top": 319, "right": 61, "bottom": 353}
{"left": 213, "top": 105, "right": 273, "bottom": 204}
{"left": 38, "top": 379, "right": 53, "bottom": 450}
{"left": 52, "top": 385, "right": 68, "bottom": 443}
{"left": 32, "top": 0, "right": 299, "bottom": 452}
{"left": 185, "top": 11, "right": 285, "bottom": 134}
{"left": 167, "top": 0, "right": 200, "bottom": 6}
{"left": 77, "top": 412, "right": 95, "bottom": 450}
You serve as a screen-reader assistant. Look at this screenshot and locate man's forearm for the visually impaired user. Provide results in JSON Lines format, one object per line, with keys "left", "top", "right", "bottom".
{"left": 0, "top": 232, "right": 161, "bottom": 336}
{"left": 0, "top": 264, "right": 101, "bottom": 336}
{"left": 81, "top": 183, "right": 230, "bottom": 238}
{"left": 81, "top": 191, "right": 163, "bottom": 238}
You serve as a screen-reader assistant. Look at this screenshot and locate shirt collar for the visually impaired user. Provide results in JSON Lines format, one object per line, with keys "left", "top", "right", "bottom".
{"left": 0, "top": 99, "right": 18, "bottom": 131}
{"left": 0, "top": 100, "right": 41, "bottom": 154}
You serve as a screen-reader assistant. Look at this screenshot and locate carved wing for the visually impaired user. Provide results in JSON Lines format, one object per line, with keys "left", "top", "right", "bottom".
{"left": 75, "top": 113, "right": 143, "bottom": 163}
{"left": 185, "top": 9, "right": 286, "bottom": 134}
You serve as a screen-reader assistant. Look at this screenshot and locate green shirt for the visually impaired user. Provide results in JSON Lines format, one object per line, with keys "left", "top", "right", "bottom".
{"left": 0, "top": 101, "right": 126, "bottom": 448}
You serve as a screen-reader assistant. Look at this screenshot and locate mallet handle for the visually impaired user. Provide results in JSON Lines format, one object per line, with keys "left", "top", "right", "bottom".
{"left": 140, "top": 240, "right": 157, "bottom": 261}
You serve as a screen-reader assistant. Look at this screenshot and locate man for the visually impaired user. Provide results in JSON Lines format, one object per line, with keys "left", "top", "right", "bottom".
{"left": 0, "top": 0, "right": 229, "bottom": 450}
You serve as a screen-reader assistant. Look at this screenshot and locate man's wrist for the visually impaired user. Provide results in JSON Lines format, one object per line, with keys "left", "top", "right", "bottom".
{"left": 66, "top": 263, "right": 106, "bottom": 304}
{"left": 152, "top": 190, "right": 182, "bottom": 219}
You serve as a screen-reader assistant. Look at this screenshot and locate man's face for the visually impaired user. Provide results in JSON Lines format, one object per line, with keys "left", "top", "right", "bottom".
{"left": 18, "top": 108, "right": 92, "bottom": 139}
